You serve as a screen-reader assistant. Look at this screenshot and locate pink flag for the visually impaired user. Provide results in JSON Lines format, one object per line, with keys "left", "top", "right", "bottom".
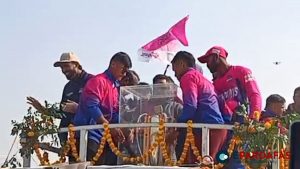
{"left": 138, "top": 15, "right": 189, "bottom": 64}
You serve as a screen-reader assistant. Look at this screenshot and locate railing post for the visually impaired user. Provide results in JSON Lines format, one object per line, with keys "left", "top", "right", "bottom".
{"left": 22, "top": 153, "right": 31, "bottom": 167}
{"left": 202, "top": 127, "right": 210, "bottom": 156}
{"left": 271, "top": 131, "right": 280, "bottom": 169}
{"left": 20, "top": 137, "right": 31, "bottom": 167}
{"left": 79, "top": 129, "right": 88, "bottom": 162}
{"left": 271, "top": 159, "right": 279, "bottom": 169}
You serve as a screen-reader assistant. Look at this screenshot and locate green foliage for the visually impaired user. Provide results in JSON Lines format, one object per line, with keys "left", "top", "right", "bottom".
{"left": 279, "top": 112, "right": 300, "bottom": 129}
{"left": 11, "top": 102, "right": 63, "bottom": 158}
{"left": 233, "top": 105, "right": 300, "bottom": 168}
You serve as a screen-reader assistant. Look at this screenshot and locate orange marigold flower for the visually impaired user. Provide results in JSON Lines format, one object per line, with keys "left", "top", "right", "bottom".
{"left": 27, "top": 131, "right": 35, "bottom": 137}
{"left": 247, "top": 126, "right": 256, "bottom": 133}
{"left": 264, "top": 121, "right": 272, "bottom": 129}
{"left": 253, "top": 111, "right": 261, "bottom": 121}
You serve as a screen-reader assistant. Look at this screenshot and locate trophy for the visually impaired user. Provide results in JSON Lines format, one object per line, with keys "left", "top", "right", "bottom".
{"left": 118, "top": 84, "right": 182, "bottom": 165}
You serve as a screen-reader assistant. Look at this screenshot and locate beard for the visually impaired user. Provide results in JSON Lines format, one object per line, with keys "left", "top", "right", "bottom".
{"left": 208, "top": 62, "right": 218, "bottom": 74}
{"left": 65, "top": 75, "right": 72, "bottom": 80}
{"left": 64, "top": 72, "right": 76, "bottom": 80}
{"left": 209, "top": 67, "right": 217, "bottom": 73}
{"left": 65, "top": 75, "right": 73, "bottom": 80}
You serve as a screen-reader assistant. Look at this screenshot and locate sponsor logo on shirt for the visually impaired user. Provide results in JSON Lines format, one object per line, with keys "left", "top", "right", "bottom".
{"left": 244, "top": 73, "right": 254, "bottom": 83}
{"left": 219, "top": 87, "right": 239, "bottom": 101}
{"left": 226, "top": 75, "right": 233, "bottom": 82}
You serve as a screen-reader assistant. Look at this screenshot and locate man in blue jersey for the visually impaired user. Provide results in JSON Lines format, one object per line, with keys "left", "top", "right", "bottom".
{"left": 171, "top": 51, "right": 227, "bottom": 162}
{"left": 74, "top": 52, "right": 132, "bottom": 165}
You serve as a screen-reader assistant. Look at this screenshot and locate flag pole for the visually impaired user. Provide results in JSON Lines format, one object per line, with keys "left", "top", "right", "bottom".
{"left": 163, "top": 65, "right": 170, "bottom": 75}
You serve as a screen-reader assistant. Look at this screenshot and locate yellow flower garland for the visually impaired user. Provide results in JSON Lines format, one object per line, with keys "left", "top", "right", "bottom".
{"left": 33, "top": 144, "right": 47, "bottom": 165}
{"left": 68, "top": 124, "right": 80, "bottom": 162}
{"left": 33, "top": 125, "right": 77, "bottom": 166}
{"left": 98, "top": 118, "right": 200, "bottom": 166}
{"left": 52, "top": 143, "right": 70, "bottom": 164}
{"left": 33, "top": 119, "right": 239, "bottom": 168}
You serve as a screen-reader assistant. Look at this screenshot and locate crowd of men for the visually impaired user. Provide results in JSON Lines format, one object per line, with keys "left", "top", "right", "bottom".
{"left": 27, "top": 46, "right": 299, "bottom": 169}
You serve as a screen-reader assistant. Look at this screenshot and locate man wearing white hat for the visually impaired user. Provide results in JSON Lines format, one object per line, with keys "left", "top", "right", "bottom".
{"left": 27, "top": 52, "right": 93, "bottom": 145}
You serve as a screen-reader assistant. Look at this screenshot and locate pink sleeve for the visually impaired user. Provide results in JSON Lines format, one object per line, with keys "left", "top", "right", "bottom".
{"left": 180, "top": 73, "right": 198, "bottom": 108}
{"left": 177, "top": 72, "right": 199, "bottom": 122}
{"left": 238, "top": 67, "right": 262, "bottom": 117}
{"left": 83, "top": 77, "right": 103, "bottom": 101}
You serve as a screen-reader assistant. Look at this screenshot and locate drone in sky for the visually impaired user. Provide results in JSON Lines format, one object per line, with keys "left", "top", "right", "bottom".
{"left": 273, "top": 61, "right": 281, "bottom": 65}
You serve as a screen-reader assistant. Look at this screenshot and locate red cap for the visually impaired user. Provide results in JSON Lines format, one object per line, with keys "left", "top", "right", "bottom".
{"left": 198, "top": 46, "right": 228, "bottom": 63}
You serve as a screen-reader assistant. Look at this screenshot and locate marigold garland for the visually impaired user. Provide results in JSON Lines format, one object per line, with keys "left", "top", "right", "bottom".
{"left": 52, "top": 143, "right": 70, "bottom": 164}
{"left": 33, "top": 144, "right": 47, "bottom": 165}
{"left": 68, "top": 124, "right": 80, "bottom": 162}
{"left": 97, "top": 118, "right": 204, "bottom": 166}
{"left": 33, "top": 125, "right": 77, "bottom": 166}
{"left": 69, "top": 118, "right": 237, "bottom": 168}
{"left": 33, "top": 117, "right": 238, "bottom": 168}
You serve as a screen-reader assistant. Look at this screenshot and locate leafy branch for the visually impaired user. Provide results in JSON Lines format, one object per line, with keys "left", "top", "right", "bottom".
{"left": 232, "top": 104, "right": 300, "bottom": 168}
{"left": 11, "top": 102, "right": 64, "bottom": 159}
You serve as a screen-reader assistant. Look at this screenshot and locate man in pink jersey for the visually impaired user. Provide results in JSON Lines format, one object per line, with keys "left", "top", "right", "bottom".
{"left": 198, "top": 46, "right": 262, "bottom": 169}
{"left": 74, "top": 52, "right": 132, "bottom": 165}
{"left": 171, "top": 51, "right": 227, "bottom": 162}
{"left": 198, "top": 46, "right": 262, "bottom": 123}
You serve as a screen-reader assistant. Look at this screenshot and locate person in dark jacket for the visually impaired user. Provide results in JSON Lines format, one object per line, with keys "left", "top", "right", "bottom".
{"left": 27, "top": 52, "right": 93, "bottom": 145}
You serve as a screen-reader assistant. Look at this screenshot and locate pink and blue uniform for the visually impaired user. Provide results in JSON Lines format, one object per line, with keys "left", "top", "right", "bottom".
{"left": 73, "top": 70, "right": 119, "bottom": 143}
{"left": 178, "top": 68, "right": 224, "bottom": 124}
{"left": 213, "top": 66, "right": 262, "bottom": 123}
{"left": 176, "top": 68, "right": 226, "bottom": 161}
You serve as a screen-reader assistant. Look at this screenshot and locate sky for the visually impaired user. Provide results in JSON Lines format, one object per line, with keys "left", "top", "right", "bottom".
{"left": 0, "top": 0, "right": 300, "bottom": 165}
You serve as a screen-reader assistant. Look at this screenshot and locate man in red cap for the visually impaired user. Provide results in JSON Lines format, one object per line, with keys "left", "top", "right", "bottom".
{"left": 198, "top": 46, "right": 262, "bottom": 169}
{"left": 198, "top": 46, "right": 262, "bottom": 123}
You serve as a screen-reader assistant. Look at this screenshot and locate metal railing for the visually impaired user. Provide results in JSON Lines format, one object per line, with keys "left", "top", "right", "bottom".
{"left": 23, "top": 123, "right": 279, "bottom": 169}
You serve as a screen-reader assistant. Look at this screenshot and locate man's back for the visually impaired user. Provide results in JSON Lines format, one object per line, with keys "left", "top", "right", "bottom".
{"left": 178, "top": 68, "right": 224, "bottom": 124}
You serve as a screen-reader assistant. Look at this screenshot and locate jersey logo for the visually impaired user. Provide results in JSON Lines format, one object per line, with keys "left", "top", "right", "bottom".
{"left": 244, "top": 74, "right": 254, "bottom": 83}
{"left": 226, "top": 75, "right": 233, "bottom": 82}
{"left": 66, "top": 92, "right": 73, "bottom": 97}
{"left": 219, "top": 87, "right": 239, "bottom": 101}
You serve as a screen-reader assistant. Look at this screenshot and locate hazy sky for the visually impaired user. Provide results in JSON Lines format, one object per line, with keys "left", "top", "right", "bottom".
{"left": 1, "top": 0, "right": 299, "bottom": 164}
